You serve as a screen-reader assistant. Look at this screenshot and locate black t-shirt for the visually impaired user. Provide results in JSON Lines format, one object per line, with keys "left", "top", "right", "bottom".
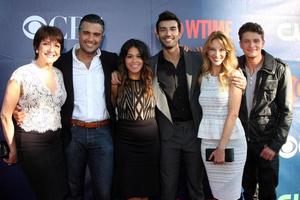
{"left": 157, "top": 48, "right": 193, "bottom": 122}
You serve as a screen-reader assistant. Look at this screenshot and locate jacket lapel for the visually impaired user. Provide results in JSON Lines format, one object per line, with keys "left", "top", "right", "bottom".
{"left": 184, "top": 52, "right": 197, "bottom": 101}
{"left": 152, "top": 61, "right": 173, "bottom": 123}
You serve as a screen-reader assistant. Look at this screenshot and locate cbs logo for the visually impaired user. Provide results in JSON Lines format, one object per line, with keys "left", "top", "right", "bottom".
{"left": 279, "top": 135, "right": 300, "bottom": 159}
{"left": 22, "top": 15, "right": 82, "bottom": 39}
{"left": 22, "top": 16, "right": 47, "bottom": 39}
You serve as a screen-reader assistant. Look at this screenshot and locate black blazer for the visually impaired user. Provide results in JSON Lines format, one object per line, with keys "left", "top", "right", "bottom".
{"left": 151, "top": 50, "right": 203, "bottom": 140}
{"left": 54, "top": 49, "right": 118, "bottom": 145}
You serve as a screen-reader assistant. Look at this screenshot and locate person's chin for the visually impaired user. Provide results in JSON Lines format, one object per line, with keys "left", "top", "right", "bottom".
{"left": 82, "top": 47, "right": 97, "bottom": 54}
{"left": 162, "top": 43, "right": 176, "bottom": 49}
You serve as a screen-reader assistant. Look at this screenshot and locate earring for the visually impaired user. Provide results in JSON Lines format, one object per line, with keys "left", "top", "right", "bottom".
{"left": 35, "top": 50, "right": 38, "bottom": 54}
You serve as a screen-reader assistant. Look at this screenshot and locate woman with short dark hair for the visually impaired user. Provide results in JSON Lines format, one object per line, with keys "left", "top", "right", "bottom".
{"left": 1, "top": 25, "right": 68, "bottom": 200}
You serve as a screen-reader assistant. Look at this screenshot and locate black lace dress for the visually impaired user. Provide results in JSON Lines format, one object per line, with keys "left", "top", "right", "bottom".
{"left": 114, "top": 79, "right": 160, "bottom": 198}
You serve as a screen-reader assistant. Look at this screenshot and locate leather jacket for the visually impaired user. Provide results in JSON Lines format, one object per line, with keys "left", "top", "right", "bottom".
{"left": 238, "top": 50, "right": 293, "bottom": 152}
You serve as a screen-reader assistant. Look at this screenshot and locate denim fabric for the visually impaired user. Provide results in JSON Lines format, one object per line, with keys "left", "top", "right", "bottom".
{"left": 66, "top": 125, "right": 114, "bottom": 200}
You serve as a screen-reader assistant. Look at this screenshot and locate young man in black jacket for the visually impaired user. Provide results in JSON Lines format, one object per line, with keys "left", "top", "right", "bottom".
{"left": 238, "top": 22, "right": 293, "bottom": 200}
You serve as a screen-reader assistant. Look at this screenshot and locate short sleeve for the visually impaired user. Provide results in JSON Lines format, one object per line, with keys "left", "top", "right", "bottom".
{"left": 10, "top": 68, "right": 23, "bottom": 85}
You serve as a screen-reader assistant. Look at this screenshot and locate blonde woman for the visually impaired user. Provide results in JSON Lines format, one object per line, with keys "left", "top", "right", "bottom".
{"left": 197, "top": 31, "right": 247, "bottom": 200}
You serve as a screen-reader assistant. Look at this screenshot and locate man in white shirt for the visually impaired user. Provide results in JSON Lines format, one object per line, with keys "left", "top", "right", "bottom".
{"left": 54, "top": 14, "right": 118, "bottom": 200}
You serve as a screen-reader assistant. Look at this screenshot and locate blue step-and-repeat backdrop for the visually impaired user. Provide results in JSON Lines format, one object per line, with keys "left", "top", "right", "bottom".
{"left": 0, "top": 0, "right": 300, "bottom": 199}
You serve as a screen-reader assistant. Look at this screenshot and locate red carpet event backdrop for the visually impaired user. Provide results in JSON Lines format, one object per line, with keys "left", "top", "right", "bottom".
{"left": 0, "top": 0, "right": 299, "bottom": 199}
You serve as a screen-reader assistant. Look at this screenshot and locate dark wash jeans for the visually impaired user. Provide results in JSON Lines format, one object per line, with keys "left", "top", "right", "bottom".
{"left": 242, "top": 142, "right": 279, "bottom": 200}
{"left": 66, "top": 125, "right": 114, "bottom": 200}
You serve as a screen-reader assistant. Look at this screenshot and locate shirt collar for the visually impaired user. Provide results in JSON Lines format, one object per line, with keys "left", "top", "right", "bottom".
{"left": 158, "top": 46, "right": 184, "bottom": 64}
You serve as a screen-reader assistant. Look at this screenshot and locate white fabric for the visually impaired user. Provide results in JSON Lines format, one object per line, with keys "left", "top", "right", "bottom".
{"left": 197, "top": 73, "right": 247, "bottom": 200}
{"left": 71, "top": 44, "right": 109, "bottom": 122}
{"left": 10, "top": 62, "right": 66, "bottom": 132}
{"left": 197, "top": 74, "right": 245, "bottom": 139}
{"left": 201, "top": 138, "right": 247, "bottom": 200}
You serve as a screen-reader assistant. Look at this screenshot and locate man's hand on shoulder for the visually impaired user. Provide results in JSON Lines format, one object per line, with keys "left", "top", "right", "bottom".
{"left": 111, "top": 71, "right": 121, "bottom": 85}
{"left": 230, "top": 69, "right": 247, "bottom": 90}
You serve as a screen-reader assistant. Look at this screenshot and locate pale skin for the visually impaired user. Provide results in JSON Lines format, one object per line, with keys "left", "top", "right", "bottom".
{"left": 1, "top": 38, "right": 61, "bottom": 165}
{"left": 206, "top": 39, "right": 243, "bottom": 165}
{"left": 239, "top": 31, "right": 275, "bottom": 161}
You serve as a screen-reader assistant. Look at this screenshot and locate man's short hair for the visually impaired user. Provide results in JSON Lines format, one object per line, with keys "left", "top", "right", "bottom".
{"left": 238, "top": 22, "right": 264, "bottom": 41}
{"left": 155, "top": 10, "right": 181, "bottom": 32}
{"left": 79, "top": 14, "right": 105, "bottom": 32}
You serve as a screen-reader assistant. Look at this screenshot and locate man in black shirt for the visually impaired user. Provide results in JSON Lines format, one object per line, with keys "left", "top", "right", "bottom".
{"left": 112, "top": 11, "right": 246, "bottom": 199}
{"left": 152, "top": 11, "right": 246, "bottom": 200}
{"left": 151, "top": 11, "right": 204, "bottom": 200}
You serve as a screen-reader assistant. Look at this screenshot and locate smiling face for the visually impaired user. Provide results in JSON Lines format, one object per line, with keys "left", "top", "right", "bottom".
{"left": 239, "top": 31, "right": 264, "bottom": 59}
{"left": 125, "top": 47, "right": 143, "bottom": 80}
{"left": 156, "top": 20, "right": 182, "bottom": 49}
{"left": 207, "top": 39, "right": 227, "bottom": 68}
{"left": 78, "top": 21, "right": 103, "bottom": 56}
{"left": 36, "top": 38, "right": 61, "bottom": 65}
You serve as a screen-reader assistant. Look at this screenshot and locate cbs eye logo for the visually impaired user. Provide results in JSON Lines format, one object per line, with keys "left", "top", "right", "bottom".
{"left": 22, "top": 16, "right": 47, "bottom": 39}
{"left": 279, "top": 135, "right": 299, "bottom": 159}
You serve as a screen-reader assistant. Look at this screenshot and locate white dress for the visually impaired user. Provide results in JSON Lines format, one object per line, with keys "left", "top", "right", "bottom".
{"left": 197, "top": 74, "right": 247, "bottom": 200}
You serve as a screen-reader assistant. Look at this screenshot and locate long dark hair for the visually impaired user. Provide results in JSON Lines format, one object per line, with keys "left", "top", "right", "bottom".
{"left": 117, "top": 39, "right": 153, "bottom": 98}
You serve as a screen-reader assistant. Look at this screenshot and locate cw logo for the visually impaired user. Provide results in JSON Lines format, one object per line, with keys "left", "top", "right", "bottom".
{"left": 278, "top": 193, "right": 299, "bottom": 200}
{"left": 22, "top": 15, "right": 82, "bottom": 39}
{"left": 279, "top": 135, "right": 299, "bottom": 159}
{"left": 277, "top": 23, "right": 300, "bottom": 41}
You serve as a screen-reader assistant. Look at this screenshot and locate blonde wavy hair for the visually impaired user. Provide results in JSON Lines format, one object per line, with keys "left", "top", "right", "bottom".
{"left": 199, "top": 31, "right": 238, "bottom": 88}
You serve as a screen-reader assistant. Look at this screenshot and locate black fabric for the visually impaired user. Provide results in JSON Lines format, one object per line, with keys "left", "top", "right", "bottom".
{"left": 160, "top": 121, "right": 203, "bottom": 200}
{"left": 157, "top": 48, "right": 193, "bottom": 122}
{"left": 113, "top": 119, "right": 160, "bottom": 198}
{"left": 14, "top": 126, "right": 68, "bottom": 200}
{"left": 205, "top": 148, "right": 234, "bottom": 162}
{"left": 54, "top": 49, "right": 119, "bottom": 146}
{"left": 242, "top": 142, "right": 279, "bottom": 200}
{"left": 0, "top": 140, "right": 9, "bottom": 159}
{"left": 238, "top": 50, "right": 293, "bottom": 152}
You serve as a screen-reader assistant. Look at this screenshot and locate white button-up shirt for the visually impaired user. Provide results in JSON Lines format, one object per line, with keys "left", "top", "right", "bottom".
{"left": 71, "top": 44, "right": 109, "bottom": 122}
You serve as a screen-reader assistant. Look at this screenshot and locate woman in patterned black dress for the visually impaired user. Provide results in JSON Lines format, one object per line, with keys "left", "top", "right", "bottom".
{"left": 112, "top": 39, "right": 160, "bottom": 200}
